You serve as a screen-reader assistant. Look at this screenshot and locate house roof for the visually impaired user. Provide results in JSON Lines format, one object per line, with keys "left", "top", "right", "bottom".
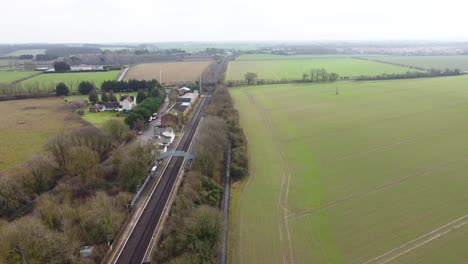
{"left": 119, "top": 96, "right": 134, "bottom": 102}
{"left": 104, "top": 102, "right": 120, "bottom": 108}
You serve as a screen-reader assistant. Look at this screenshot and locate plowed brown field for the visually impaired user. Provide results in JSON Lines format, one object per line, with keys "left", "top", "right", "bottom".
{"left": 124, "top": 61, "right": 212, "bottom": 83}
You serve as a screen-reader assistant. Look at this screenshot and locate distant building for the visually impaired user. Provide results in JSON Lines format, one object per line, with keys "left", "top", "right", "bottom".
{"left": 178, "top": 87, "right": 191, "bottom": 95}
{"left": 70, "top": 65, "right": 104, "bottom": 72}
{"left": 119, "top": 96, "right": 136, "bottom": 111}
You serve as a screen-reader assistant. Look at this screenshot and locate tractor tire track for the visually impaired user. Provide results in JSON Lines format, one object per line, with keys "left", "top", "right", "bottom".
{"left": 288, "top": 158, "right": 466, "bottom": 220}
{"left": 362, "top": 214, "right": 468, "bottom": 264}
{"left": 245, "top": 90, "right": 295, "bottom": 264}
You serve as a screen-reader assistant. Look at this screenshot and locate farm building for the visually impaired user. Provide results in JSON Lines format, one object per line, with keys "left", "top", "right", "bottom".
{"left": 119, "top": 96, "right": 136, "bottom": 111}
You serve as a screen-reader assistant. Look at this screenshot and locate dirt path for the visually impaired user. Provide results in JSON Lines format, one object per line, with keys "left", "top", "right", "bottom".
{"left": 362, "top": 214, "right": 468, "bottom": 264}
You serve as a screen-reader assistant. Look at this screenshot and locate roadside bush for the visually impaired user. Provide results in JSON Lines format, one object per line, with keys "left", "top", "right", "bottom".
{"left": 0, "top": 178, "right": 30, "bottom": 216}
{"left": 0, "top": 218, "right": 76, "bottom": 264}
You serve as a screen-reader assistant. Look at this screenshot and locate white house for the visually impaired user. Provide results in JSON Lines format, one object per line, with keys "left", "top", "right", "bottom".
{"left": 119, "top": 96, "right": 136, "bottom": 111}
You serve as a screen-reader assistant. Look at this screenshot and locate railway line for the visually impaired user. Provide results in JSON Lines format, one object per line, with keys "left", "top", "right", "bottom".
{"left": 112, "top": 97, "right": 207, "bottom": 264}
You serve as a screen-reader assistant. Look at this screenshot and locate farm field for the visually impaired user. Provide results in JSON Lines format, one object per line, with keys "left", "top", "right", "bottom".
{"left": 0, "top": 71, "right": 38, "bottom": 84}
{"left": 125, "top": 61, "right": 212, "bottom": 83}
{"left": 22, "top": 70, "right": 121, "bottom": 91}
{"left": 0, "top": 98, "right": 82, "bottom": 173}
{"left": 236, "top": 54, "right": 353, "bottom": 61}
{"left": 364, "top": 55, "right": 468, "bottom": 71}
{"left": 226, "top": 56, "right": 418, "bottom": 81}
{"left": 3, "top": 49, "right": 46, "bottom": 57}
{"left": 230, "top": 75, "right": 468, "bottom": 263}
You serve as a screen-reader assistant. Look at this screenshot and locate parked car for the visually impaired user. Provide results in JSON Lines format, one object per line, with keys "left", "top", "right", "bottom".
{"left": 138, "top": 131, "right": 143, "bottom": 135}
{"left": 155, "top": 120, "right": 161, "bottom": 127}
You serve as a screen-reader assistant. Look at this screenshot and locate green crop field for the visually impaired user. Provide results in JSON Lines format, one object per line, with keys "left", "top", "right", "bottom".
{"left": 235, "top": 54, "right": 351, "bottom": 61}
{"left": 0, "top": 71, "right": 38, "bottom": 84}
{"left": 230, "top": 75, "right": 468, "bottom": 264}
{"left": 21, "top": 71, "right": 121, "bottom": 91}
{"left": 227, "top": 56, "right": 419, "bottom": 81}
{"left": 364, "top": 55, "right": 468, "bottom": 71}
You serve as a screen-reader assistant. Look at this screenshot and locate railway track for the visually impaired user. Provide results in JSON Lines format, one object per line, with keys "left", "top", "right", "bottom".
{"left": 113, "top": 97, "right": 207, "bottom": 264}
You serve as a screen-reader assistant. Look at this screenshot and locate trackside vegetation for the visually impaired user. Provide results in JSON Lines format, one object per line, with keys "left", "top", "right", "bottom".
{"left": 153, "top": 87, "right": 248, "bottom": 263}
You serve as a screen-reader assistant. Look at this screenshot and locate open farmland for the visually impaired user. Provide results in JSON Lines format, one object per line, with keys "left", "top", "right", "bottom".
{"left": 124, "top": 61, "right": 212, "bottom": 83}
{"left": 227, "top": 55, "right": 419, "bottom": 81}
{"left": 3, "top": 49, "right": 46, "bottom": 57}
{"left": 364, "top": 55, "right": 468, "bottom": 71}
{"left": 230, "top": 75, "right": 468, "bottom": 264}
{"left": 21, "top": 71, "right": 120, "bottom": 91}
{"left": 0, "top": 71, "right": 38, "bottom": 84}
{"left": 0, "top": 98, "right": 82, "bottom": 173}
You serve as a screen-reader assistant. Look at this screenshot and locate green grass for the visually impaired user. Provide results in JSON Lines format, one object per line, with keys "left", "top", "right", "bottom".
{"left": 230, "top": 75, "right": 468, "bottom": 263}
{"left": 227, "top": 56, "right": 419, "bottom": 81}
{"left": 21, "top": 71, "right": 121, "bottom": 91}
{"left": 80, "top": 110, "right": 124, "bottom": 126}
{"left": 3, "top": 49, "right": 46, "bottom": 57}
{"left": 363, "top": 55, "right": 468, "bottom": 71}
{"left": 0, "top": 98, "right": 81, "bottom": 173}
{"left": 0, "top": 71, "right": 38, "bottom": 84}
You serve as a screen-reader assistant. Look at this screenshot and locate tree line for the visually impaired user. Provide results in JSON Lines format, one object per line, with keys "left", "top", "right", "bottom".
{"left": 302, "top": 68, "right": 339, "bottom": 82}
{"left": 355, "top": 68, "right": 462, "bottom": 81}
{"left": 101, "top": 79, "right": 160, "bottom": 93}
{"left": 153, "top": 87, "right": 248, "bottom": 263}
{"left": 243, "top": 68, "right": 340, "bottom": 85}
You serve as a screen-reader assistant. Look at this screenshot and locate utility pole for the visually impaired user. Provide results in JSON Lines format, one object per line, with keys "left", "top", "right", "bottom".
{"left": 199, "top": 75, "right": 202, "bottom": 94}
{"left": 336, "top": 82, "right": 339, "bottom": 95}
{"left": 159, "top": 68, "right": 162, "bottom": 84}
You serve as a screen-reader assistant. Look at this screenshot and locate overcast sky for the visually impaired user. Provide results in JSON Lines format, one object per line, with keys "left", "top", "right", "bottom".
{"left": 1, "top": 0, "right": 467, "bottom": 43}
